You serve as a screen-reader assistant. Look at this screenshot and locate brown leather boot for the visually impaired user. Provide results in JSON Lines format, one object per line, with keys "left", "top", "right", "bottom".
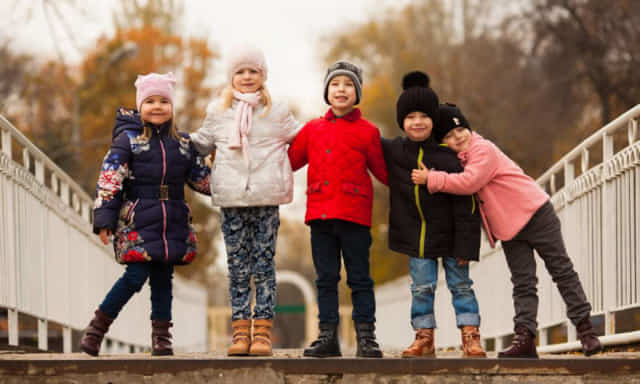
{"left": 461, "top": 326, "right": 487, "bottom": 358}
{"left": 227, "top": 319, "right": 252, "bottom": 356}
{"left": 249, "top": 319, "right": 273, "bottom": 356}
{"left": 402, "top": 328, "right": 435, "bottom": 358}
{"left": 151, "top": 320, "right": 174, "bottom": 356}
{"left": 80, "top": 309, "right": 114, "bottom": 356}
{"left": 576, "top": 317, "right": 602, "bottom": 356}
{"left": 497, "top": 325, "right": 538, "bottom": 358}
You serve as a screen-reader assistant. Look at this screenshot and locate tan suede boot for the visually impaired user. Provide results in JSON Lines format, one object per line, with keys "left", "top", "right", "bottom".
{"left": 249, "top": 319, "right": 273, "bottom": 356}
{"left": 402, "top": 328, "right": 435, "bottom": 358}
{"left": 461, "top": 326, "right": 486, "bottom": 358}
{"left": 227, "top": 319, "right": 251, "bottom": 356}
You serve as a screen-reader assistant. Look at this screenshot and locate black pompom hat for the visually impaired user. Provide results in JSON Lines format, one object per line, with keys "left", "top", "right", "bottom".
{"left": 434, "top": 102, "right": 471, "bottom": 143}
{"left": 396, "top": 71, "right": 439, "bottom": 130}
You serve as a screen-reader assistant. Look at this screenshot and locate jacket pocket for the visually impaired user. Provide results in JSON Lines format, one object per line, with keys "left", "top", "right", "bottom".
{"left": 341, "top": 182, "right": 370, "bottom": 198}
{"left": 118, "top": 199, "right": 139, "bottom": 226}
{"left": 307, "top": 181, "right": 322, "bottom": 194}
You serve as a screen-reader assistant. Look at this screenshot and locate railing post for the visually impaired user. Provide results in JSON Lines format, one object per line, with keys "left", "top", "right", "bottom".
{"left": 1, "top": 127, "right": 11, "bottom": 158}
{"left": 38, "top": 319, "right": 48, "bottom": 351}
{"left": 601, "top": 132, "right": 616, "bottom": 335}
{"left": 8, "top": 308, "right": 18, "bottom": 346}
{"left": 63, "top": 326, "right": 72, "bottom": 353}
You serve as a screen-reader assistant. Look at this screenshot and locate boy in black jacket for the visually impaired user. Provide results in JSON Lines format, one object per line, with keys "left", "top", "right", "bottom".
{"left": 381, "top": 71, "right": 485, "bottom": 358}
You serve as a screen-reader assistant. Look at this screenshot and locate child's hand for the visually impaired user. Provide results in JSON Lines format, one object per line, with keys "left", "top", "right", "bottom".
{"left": 99, "top": 228, "right": 112, "bottom": 245}
{"left": 411, "top": 162, "right": 429, "bottom": 185}
{"left": 457, "top": 259, "right": 469, "bottom": 266}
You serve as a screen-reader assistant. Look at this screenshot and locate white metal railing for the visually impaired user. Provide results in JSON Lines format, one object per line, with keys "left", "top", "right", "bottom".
{"left": 376, "top": 105, "right": 640, "bottom": 353}
{"left": 0, "top": 115, "right": 208, "bottom": 353}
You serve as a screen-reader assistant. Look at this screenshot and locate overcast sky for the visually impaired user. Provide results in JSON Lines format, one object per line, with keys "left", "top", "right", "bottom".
{"left": 1, "top": 0, "right": 415, "bottom": 116}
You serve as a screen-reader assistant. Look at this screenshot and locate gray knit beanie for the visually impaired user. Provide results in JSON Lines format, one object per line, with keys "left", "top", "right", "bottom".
{"left": 323, "top": 60, "right": 363, "bottom": 105}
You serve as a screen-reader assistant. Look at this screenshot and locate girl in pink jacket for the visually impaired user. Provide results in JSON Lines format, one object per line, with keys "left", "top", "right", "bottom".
{"left": 416, "top": 103, "right": 602, "bottom": 358}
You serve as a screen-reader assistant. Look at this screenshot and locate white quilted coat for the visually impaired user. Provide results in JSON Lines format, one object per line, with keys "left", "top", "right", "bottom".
{"left": 190, "top": 99, "right": 301, "bottom": 207}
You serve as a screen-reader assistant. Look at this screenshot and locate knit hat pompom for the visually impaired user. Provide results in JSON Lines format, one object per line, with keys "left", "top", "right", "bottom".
{"left": 402, "top": 71, "right": 430, "bottom": 90}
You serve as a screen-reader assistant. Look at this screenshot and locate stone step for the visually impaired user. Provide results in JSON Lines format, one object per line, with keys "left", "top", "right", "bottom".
{"left": 1, "top": 350, "right": 639, "bottom": 383}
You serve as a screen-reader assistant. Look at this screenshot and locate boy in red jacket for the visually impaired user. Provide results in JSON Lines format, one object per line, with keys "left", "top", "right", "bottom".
{"left": 288, "top": 61, "right": 388, "bottom": 358}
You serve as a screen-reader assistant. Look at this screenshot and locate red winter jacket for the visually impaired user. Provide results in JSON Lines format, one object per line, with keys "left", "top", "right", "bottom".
{"left": 288, "top": 108, "right": 388, "bottom": 227}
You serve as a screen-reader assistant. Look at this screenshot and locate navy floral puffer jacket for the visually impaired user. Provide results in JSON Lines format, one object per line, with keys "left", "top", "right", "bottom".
{"left": 93, "top": 108, "right": 211, "bottom": 265}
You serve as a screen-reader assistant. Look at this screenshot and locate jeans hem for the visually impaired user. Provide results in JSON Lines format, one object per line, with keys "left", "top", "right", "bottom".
{"left": 456, "top": 313, "right": 480, "bottom": 327}
{"left": 411, "top": 314, "right": 436, "bottom": 329}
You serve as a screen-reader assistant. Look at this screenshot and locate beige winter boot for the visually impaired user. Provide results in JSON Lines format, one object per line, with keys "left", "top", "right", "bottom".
{"left": 227, "top": 319, "right": 251, "bottom": 356}
{"left": 249, "top": 319, "right": 273, "bottom": 356}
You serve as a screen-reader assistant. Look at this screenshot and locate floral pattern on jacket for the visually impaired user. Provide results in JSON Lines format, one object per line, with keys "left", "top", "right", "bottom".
{"left": 94, "top": 108, "right": 211, "bottom": 265}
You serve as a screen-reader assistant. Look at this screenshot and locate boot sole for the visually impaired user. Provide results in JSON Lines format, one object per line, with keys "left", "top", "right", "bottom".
{"left": 497, "top": 353, "right": 539, "bottom": 359}
{"left": 151, "top": 350, "right": 174, "bottom": 356}
{"left": 584, "top": 346, "right": 603, "bottom": 357}
{"left": 463, "top": 353, "right": 487, "bottom": 358}
{"left": 402, "top": 353, "right": 435, "bottom": 358}
{"left": 303, "top": 352, "right": 342, "bottom": 358}
{"left": 80, "top": 344, "right": 99, "bottom": 357}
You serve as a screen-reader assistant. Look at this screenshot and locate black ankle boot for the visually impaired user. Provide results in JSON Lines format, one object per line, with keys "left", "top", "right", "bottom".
{"left": 497, "top": 325, "right": 538, "bottom": 358}
{"left": 355, "top": 322, "right": 383, "bottom": 358}
{"left": 576, "top": 317, "right": 602, "bottom": 356}
{"left": 303, "top": 322, "right": 341, "bottom": 357}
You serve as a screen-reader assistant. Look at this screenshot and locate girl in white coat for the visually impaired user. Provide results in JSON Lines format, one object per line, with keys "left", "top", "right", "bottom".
{"left": 190, "top": 45, "right": 300, "bottom": 356}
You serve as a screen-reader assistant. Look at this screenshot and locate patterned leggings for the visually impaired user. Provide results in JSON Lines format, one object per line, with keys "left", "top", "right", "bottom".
{"left": 221, "top": 206, "right": 279, "bottom": 320}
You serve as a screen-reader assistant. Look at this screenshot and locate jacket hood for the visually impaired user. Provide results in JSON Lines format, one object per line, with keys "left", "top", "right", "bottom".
{"left": 113, "top": 108, "right": 143, "bottom": 139}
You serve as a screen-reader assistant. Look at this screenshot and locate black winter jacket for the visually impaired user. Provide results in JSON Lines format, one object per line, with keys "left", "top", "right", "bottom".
{"left": 381, "top": 137, "right": 480, "bottom": 261}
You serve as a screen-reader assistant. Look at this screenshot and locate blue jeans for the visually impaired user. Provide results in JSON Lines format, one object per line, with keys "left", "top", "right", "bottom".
{"left": 409, "top": 257, "right": 480, "bottom": 329}
{"left": 310, "top": 219, "right": 375, "bottom": 324}
{"left": 99, "top": 263, "right": 174, "bottom": 321}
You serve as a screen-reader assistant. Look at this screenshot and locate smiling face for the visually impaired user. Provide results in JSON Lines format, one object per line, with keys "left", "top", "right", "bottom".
{"left": 442, "top": 127, "right": 472, "bottom": 152}
{"left": 232, "top": 67, "right": 264, "bottom": 93}
{"left": 327, "top": 75, "right": 357, "bottom": 115}
{"left": 403, "top": 111, "right": 433, "bottom": 142}
{"left": 139, "top": 95, "right": 172, "bottom": 125}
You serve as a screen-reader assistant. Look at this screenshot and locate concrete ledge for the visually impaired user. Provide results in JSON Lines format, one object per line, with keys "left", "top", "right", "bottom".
{"left": 1, "top": 354, "right": 640, "bottom": 377}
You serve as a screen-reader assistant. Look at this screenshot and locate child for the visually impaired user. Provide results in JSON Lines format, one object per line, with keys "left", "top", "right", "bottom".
{"left": 288, "top": 61, "right": 388, "bottom": 358}
{"left": 190, "top": 45, "right": 301, "bottom": 356}
{"left": 421, "top": 103, "right": 603, "bottom": 357}
{"left": 382, "top": 72, "right": 485, "bottom": 358}
{"left": 81, "top": 72, "right": 211, "bottom": 357}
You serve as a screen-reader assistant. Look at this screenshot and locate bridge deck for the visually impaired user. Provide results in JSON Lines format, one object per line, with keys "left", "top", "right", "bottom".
{"left": 1, "top": 350, "right": 639, "bottom": 378}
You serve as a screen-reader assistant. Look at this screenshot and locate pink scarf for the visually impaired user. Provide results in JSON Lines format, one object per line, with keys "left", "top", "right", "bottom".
{"left": 229, "top": 90, "right": 261, "bottom": 166}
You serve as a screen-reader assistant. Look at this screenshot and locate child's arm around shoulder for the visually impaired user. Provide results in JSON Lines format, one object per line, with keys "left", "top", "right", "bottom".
{"left": 366, "top": 124, "right": 389, "bottom": 186}
{"left": 272, "top": 101, "right": 303, "bottom": 144}
{"left": 180, "top": 133, "right": 211, "bottom": 196}
{"left": 427, "top": 138, "right": 499, "bottom": 195}
{"left": 190, "top": 100, "right": 221, "bottom": 156}
{"left": 287, "top": 120, "right": 313, "bottom": 171}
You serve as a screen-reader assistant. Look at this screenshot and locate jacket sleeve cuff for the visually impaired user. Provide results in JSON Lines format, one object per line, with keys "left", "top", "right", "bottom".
{"left": 427, "top": 170, "right": 447, "bottom": 193}
{"left": 93, "top": 209, "right": 117, "bottom": 234}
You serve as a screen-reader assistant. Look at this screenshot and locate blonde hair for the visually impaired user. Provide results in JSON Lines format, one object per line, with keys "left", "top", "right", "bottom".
{"left": 220, "top": 85, "right": 272, "bottom": 116}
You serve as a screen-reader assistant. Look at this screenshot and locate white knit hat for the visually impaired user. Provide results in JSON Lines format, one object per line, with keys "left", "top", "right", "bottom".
{"left": 227, "top": 44, "right": 268, "bottom": 82}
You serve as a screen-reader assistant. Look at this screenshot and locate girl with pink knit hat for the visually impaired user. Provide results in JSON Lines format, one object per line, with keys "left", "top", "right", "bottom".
{"left": 80, "top": 72, "right": 211, "bottom": 357}
{"left": 190, "top": 44, "right": 301, "bottom": 356}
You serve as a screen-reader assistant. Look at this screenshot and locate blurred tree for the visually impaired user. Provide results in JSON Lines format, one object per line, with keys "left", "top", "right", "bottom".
{"left": 0, "top": 43, "right": 31, "bottom": 116}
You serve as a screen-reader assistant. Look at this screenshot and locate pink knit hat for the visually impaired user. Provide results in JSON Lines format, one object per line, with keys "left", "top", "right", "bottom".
{"left": 227, "top": 45, "right": 268, "bottom": 82}
{"left": 134, "top": 72, "right": 176, "bottom": 111}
